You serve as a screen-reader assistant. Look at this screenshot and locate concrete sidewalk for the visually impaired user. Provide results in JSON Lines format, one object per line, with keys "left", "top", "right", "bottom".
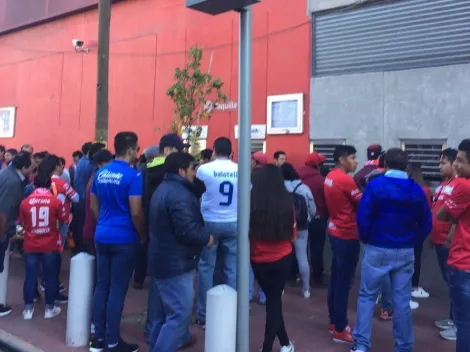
{"left": 0, "top": 252, "right": 456, "bottom": 352}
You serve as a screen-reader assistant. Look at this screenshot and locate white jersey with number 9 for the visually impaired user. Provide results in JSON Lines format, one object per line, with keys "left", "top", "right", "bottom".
{"left": 197, "top": 158, "right": 238, "bottom": 223}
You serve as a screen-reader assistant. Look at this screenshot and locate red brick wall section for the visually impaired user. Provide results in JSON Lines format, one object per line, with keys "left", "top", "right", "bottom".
{"left": 0, "top": 0, "right": 311, "bottom": 166}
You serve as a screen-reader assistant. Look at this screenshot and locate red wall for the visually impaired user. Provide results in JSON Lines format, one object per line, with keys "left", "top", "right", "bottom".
{"left": 0, "top": 0, "right": 311, "bottom": 165}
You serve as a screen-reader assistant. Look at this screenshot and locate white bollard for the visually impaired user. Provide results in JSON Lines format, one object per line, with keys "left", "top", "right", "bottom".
{"left": 0, "top": 242, "right": 10, "bottom": 305}
{"left": 66, "top": 253, "right": 95, "bottom": 347}
{"left": 205, "top": 284, "right": 237, "bottom": 352}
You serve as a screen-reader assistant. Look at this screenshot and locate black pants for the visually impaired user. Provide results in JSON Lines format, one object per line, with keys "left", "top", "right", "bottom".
{"left": 309, "top": 217, "right": 328, "bottom": 282}
{"left": 251, "top": 254, "right": 291, "bottom": 352}
{"left": 412, "top": 244, "right": 423, "bottom": 287}
{"left": 70, "top": 207, "right": 85, "bottom": 254}
{"left": 133, "top": 241, "right": 148, "bottom": 285}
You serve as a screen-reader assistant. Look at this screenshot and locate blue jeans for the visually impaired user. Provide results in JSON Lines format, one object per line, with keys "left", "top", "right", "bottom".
{"left": 435, "top": 244, "right": 452, "bottom": 319}
{"left": 353, "top": 245, "right": 414, "bottom": 352}
{"left": 250, "top": 266, "right": 266, "bottom": 303}
{"left": 381, "top": 278, "right": 393, "bottom": 310}
{"left": 92, "top": 242, "right": 138, "bottom": 345}
{"left": 144, "top": 279, "right": 159, "bottom": 341}
{"left": 23, "top": 252, "right": 59, "bottom": 310}
{"left": 327, "top": 235, "right": 360, "bottom": 332}
{"left": 149, "top": 271, "right": 194, "bottom": 352}
{"left": 197, "top": 221, "right": 237, "bottom": 321}
{"left": 448, "top": 267, "right": 470, "bottom": 352}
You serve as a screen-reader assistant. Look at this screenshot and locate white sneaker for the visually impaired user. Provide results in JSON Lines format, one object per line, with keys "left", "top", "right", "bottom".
{"left": 409, "top": 300, "right": 419, "bottom": 310}
{"left": 411, "top": 287, "right": 430, "bottom": 298}
{"left": 44, "top": 306, "right": 61, "bottom": 319}
{"left": 434, "top": 319, "right": 454, "bottom": 330}
{"left": 280, "top": 341, "right": 295, "bottom": 352}
{"left": 23, "top": 308, "right": 34, "bottom": 320}
{"left": 440, "top": 325, "right": 457, "bottom": 341}
{"left": 302, "top": 289, "right": 310, "bottom": 299}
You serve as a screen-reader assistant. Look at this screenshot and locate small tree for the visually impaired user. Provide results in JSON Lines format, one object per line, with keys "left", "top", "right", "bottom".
{"left": 167, "top": 46, "right": 227, "bottom": 147}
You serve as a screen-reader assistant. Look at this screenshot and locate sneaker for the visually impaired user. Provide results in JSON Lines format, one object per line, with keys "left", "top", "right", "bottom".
{"left": 193, "top": 318, "right": 206, "bottom": 330}
{"left": 55, "top": 293, "right": 68, "bottom": 304}
{"left": 302, "top": 289, "right": 310, "bottom": 299}
{"left": 328, "top": 323, "right": 335, "bottom": 334}
{"left": 0, "top": 304, "right": 12, "bottom": 317}
{"left": 105, "top": 339, "right": 139, "bottom": 351}
{"left": 89, "top": 338, "right": 105, "bottom": 352}
{"left": 350, "top": 347, "right": 366, "bottom": 352}
{"left": 411, "top": 287, "right": 430, "bottom": 299}
{"left": 409, "top": 300, "right": 419, "bottom": 310}
{"left": 379, "top": 309, "right": 393, "bottom": 321}
{"left": 280, "top": 341, "right": 295, "bottom": 352}
{"left": 44, "top": 306, "right": 61, "bottom": 319}
{"left": 440, "top": 325, "right": 457, "bottom": 341}
{"left": 434, "top": 319, "right": 454, "bottom": 330}
{"left": 133, "top": 282, "right": 143, "bottom": 290}
{"left": 23, "top": 308, "right": 34, "bottom": 320}
{"left": 333, "top": 325, "right": 354, "bottom": 344}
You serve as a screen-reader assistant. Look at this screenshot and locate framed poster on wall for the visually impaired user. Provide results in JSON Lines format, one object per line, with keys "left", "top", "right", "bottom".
{"left": 266, "top": 93, "right": 303, "bottom": 135}
{"left": 0, "top": 107, "right": 16, "bottom": 138}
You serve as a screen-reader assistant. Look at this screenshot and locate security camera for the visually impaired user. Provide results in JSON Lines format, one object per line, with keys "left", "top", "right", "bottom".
{"left": 72, "top": 39, "right": 84, "bottom": 48}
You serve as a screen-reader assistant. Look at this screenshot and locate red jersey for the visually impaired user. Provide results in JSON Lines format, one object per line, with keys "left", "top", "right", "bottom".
{"left": 51, "top": 175, "right": 77, "bottom": 223}
{"left": 324, "top": 168, "right": 362, "bottom": 240}
{"left": 442, "top": 178, "right": 470, "bottom": 270}
{"left": 431, "top": 178, "right": 456, "bottom": 245}
{"left": 20, "top": 188, "right": 66, "bottom": 253}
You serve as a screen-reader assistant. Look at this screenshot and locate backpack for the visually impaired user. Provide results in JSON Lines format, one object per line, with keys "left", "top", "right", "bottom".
{"left": 291, "top": 183, "right": 309, "bottom": 230}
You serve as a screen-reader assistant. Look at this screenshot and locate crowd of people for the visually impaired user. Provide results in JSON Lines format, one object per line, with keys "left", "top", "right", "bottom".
{"left": 0, "top": 134, "right": 468, "bottom": 352}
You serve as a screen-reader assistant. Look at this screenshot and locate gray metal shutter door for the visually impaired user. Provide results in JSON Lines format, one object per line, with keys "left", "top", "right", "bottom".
{"left": 313, "top": 0, "right": 470, "bottom": 76}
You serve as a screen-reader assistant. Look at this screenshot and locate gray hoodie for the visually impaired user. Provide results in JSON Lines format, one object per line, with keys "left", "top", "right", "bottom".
{"left": 284, "top": 180, "right": 317, "bottom": 222}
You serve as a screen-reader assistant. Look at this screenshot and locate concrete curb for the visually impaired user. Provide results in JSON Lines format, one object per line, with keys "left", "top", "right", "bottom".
{"left": 0, "top": 329, "right": 45, "bottom": 352}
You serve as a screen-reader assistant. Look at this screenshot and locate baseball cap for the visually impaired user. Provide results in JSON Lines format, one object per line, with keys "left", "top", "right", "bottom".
{"left": 144, "top": 145, "right": 160, "bottom": 158}
{"left": 159, "top": 133, "right": 185, "bottom": 152}
{"left": 252, "top": 151, "right": 268, "bottom": 165}
{"left": 305, "top": 152, "right": 326, "bottom": 167}
{"left": 367, "top": 144, "right": 383, "bottom": 160}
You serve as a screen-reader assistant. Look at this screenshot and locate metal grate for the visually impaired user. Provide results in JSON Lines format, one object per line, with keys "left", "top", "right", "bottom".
{"left": 313, "top": 0, "right": 470, "bottom": 76}
{"left": 251, "top": 141, "right": 266, "bottom": 153}
{"left": 310, "top": 140, "right": 346, "bottom": 168}
{"left": 401, "top": 140, "right": 446, "bottom": 181}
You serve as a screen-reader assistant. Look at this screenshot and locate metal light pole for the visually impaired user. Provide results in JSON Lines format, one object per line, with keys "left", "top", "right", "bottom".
{"left": 95, "top": 0, "right": 111, "bottom": 143}
{"left": 236, "top": 6, "right": 252, "bottom": 352}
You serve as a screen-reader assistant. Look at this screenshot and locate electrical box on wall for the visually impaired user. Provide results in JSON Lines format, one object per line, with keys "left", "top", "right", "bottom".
{"left": 186, "top": 0, "right": 260, "bottom": 15}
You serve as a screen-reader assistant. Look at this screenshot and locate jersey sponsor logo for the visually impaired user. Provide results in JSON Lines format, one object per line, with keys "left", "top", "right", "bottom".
{"left": 351, "top": 189, "right": 360, "bottom": 197}
{"left": 97, "top": 170, "right": 123, "bottom": 185}
{"left": 29, "top": 198, "right": 51, "bottom": 205}
{"left": 325, "top": 178, "right": 333, "bottom": 187}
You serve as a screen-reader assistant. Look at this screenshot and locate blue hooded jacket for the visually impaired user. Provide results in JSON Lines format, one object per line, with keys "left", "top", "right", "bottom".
{"left": 356, "top": 170, "right": 432, "bottom": 248}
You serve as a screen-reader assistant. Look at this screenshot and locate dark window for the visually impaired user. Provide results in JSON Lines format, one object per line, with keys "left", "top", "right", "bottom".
{"left": 310, "top": 139, "right": 346, "bottom": 168}
{"left": 401, "top": 139, "right": 446, "bottom": 181}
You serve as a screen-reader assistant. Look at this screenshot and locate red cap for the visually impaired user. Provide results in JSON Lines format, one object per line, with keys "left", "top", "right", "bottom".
{"left": 305, "top": 152, "right": 326, "bottom": 167}
{"left": 367, "top": 144, "right": 383, "bottom": 160}
{"left": 252, "top": 151, "right": 268, "bottom": 165}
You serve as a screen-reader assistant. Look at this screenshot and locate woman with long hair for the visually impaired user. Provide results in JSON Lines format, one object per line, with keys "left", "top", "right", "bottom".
{"left": 280, "top": 163, "right": 316, "bottom": 298}
{"left": 251, "top": 165, "right": 296, "bottom": 352}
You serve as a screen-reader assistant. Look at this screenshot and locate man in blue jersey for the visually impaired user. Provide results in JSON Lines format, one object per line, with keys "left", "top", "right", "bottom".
{"left": 89, "top": 132, "right": 145, "bottom": 352}
{"left": 195, "top": 137, "right": 238, "bottom": 329}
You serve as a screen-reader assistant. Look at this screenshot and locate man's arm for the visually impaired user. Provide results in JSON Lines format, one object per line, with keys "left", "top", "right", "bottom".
{"left": 415, "top": 188, "right": 432, "bottom": 244}
{"left": 170, "top": 200, "right": 212, "bottom": 247}
{"left": 345, "top": 177, "right": 363, "bottom": 205}
{"left": 90, "top": 193, "right": 100, "bottom": 219}
{"left": 437, "top": 181, "right": 470, "bottom": 222}
{"left": 0, "top": 180, "right": 15, "bottom": 237}
{"left": 444, "top": 224, "right": 457, "bottom": 248}
{"left": 356, "top": 183, "right": 374, "bottom": 243}
{"left": 129, "top": 172, "right": 146, "bottom": 243}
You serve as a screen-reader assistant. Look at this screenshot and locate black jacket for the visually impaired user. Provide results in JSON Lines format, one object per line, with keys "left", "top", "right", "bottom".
{"left": 147, "top": 173, "right": 210, "bottom": 279}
